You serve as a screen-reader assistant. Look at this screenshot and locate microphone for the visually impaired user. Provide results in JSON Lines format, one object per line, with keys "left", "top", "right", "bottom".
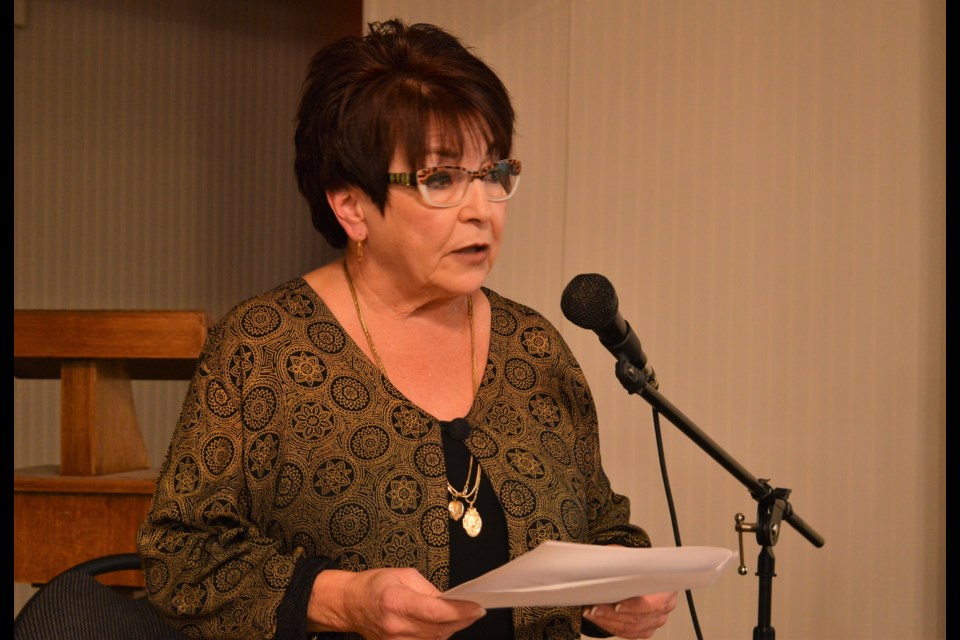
{"left": 560, "top": 273, "right": 659, "bottom": 389}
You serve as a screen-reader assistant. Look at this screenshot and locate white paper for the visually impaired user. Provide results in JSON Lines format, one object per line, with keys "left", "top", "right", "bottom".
{"left": 440, "top": 541, "right": 735, "bottom": 609}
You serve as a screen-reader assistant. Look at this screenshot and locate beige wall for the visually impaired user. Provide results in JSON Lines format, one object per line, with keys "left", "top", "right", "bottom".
{"left": 15, "top": 0, "right": 944, "bottom": 638}
{"left": 364, "top": 1, "right": 945, "bottom": 638}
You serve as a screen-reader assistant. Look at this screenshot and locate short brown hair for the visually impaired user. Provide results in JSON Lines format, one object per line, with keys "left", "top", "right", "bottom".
{"left": 294, "top": 19, "right": 516, "bottom": 248}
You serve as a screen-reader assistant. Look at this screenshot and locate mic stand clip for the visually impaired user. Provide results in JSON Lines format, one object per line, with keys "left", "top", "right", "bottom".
{"left": 615, "top": 354, "right": 652, "bottom": 394}
{"left": 735, "top": 483, "right": 791, "bottom": 640}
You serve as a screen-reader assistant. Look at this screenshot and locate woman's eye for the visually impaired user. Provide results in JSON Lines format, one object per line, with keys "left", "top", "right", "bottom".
{"left": 423, "top": 171, "right": 456, "bottom": 190}
{"left": 483, "top": 168, "right": 504, "bottom": 183}
{"left": 484, "top": 166, "right": 511, "bottom": 189}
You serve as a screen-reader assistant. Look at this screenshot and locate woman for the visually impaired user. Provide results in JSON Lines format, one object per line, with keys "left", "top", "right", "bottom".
{"left": 138, "top": 19, "right": 676, "bottom": 640}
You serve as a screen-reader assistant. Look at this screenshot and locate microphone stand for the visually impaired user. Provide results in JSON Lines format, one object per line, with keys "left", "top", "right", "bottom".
{"left": 614, "top": 355, "right": 825, "bottom": 640}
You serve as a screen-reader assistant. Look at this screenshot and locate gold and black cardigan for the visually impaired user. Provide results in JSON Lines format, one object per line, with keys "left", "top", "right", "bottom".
{"left": 138, "top": 278, "right": 650, "bottom": 639}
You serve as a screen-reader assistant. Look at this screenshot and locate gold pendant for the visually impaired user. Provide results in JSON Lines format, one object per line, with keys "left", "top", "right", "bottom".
{"left": 448, "top": 499, "right": 465, "bottom": 521}
{"left": 462, "top": 507, "right": 482, "bottom": 537}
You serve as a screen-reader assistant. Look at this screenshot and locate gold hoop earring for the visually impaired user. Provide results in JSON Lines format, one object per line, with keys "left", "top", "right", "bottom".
{"left": 356, "top": 239, "right": 364, "bottom": 263}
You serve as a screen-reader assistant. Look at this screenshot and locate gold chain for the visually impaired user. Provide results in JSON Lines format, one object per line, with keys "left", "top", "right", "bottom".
{"left": 342, "top": 260, "right": 484, "bottom": 536}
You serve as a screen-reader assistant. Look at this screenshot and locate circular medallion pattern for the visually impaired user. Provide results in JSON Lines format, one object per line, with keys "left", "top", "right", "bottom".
{"left": 307, "top": 321, "right": 346, "bottom": 353}
{"left": 329, "top": 502, "right": 371, "bottom": 547}
{"left": 528, "top": 393, "right": 562, "bottom": 428}
{"left": 240, "top": 305, "right": 282, "bottom": 338}
{"left": 336, "top": 551, "right": 369, "bottom": 573}
{"left": 539, "top": 431, "right": 571, "bottom": 465}
{"left": 205, "top": 379, "right": 237, "bottom": 418}
{"left": 506, "top": 447, "right": 546, "bottom": 480}
{"left": 200, "top": 497, "right": 239, "bottom": 526}
{"left": 466, "top": 428, "right": 499, "bottom": 459}
{"left": 262, "top": 555, "right": 295, "bottom": 590}
{"left": 284, "top": 350, "right": 327, "bottom": 388}
{"left": 312, "top": 458, "right": 355, "bottom": 497}
{"left": 278, "top": 292, "right": 315, "bottom": 318}
{"left": 246, "top": 432, "right": 280, "bottom": 480}
{"left": 383, "top": 474, "right": 423, "bottom": 515}
{"left": 538, "top": 615, "right": 575, "bottom": 640}
{"left": 505, "top": 357, "right": 537, "bottom": 390}
{"left": 242, "top": 386, "right": 277, "bottom": 431}
{"left": 213, "top": 558, "right": 253, "bottom": 593}
{"left": 413, "top": 442, "right": 445, "bottom": 478}
{"left": 290, "top": 400, "right": 338, "bottom": 443}
{"left": 419, "top": 505, "right": 449, "bottom": 547}
{"left": 520, "top": 326, "right": 552, "bottom": 358}
{"left": 379, "top": 530, "right": 419, "bottom": 567}
{"left": 487, "top": 401, "right": 524, "bottom": 436}
{"left": 349, "top": 424, "right": 391, "bottom": 461}
{"left": 525, "top": 518, "right": 561, "bottom": 549}
{"left": 142, "top": 557, "right": 169, "bottom": 595}
{"left": 560, "top": 498, "right": 586, "bottom": 540}
{"left": 574, "top": 435, "right": 597, "bottom": 476}
{"left": 172, "top": 456, "right": 200, "bottom": 495}
{"left": 499, "top": 479, "right": 537, "bottom": 518}
{"left": 481, "top": 360, "right": 498, "bottom": 387}
{"left": 390, "top": 405, "right": 431, "bottom": 439}
{"left": 274, "top": 462, "right": 304, "bottom": 509}
{"left": 215, "top": 595, "right": 253, "bottom": 637}
{"left": 201, "top": 435, "right": 235, "bottom": 476}
{"left": 490, "top": 307, "right": 519, "bottom": 336}
{"left": 171, "top": 581, "right": 207, "bottom": 615}
{"left": 429, "top": 565, "right": 449, "bottom": 592}
{"left": 291, "top": 530, "right": 317, "bottom": 557}
{"left": 331, "top": 375, "right": 371, "bottom": 411}
{"left": 228, "top": 344, "right": 255, "bottom": 388}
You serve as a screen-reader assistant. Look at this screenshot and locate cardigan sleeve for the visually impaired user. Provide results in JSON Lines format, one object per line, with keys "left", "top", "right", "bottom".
{"left": 554, "top": 327, "right": 652, "bottom": 551}
{"left": 137, "top": 310, "right": 331, "bottom": 639}
{"left": 553, "top": 329, "right": 651, "bottom": 638}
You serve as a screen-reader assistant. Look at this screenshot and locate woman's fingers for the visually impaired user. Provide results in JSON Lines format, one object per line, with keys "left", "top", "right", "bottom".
{"left": 583, "top": 591, "right": 678, "bottom": 639}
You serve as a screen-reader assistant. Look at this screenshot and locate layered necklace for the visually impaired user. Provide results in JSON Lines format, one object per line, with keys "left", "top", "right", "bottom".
{"left": 342, "top": 260, "right": 484, "bottom": 537}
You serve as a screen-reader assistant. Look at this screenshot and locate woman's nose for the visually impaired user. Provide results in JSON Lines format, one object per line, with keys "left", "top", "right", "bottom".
{"left": 459, "top": 178, "right": 493, "bottom": 221}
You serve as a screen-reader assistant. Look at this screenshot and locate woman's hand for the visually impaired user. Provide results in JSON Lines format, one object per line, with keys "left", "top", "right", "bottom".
{"left": 307, "top": 568, "right": 486, "bottom": 639}
{"left": 582, "top": 591, "right": 678, "bottom": 639}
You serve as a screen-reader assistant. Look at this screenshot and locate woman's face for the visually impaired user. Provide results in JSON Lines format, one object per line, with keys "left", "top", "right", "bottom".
{"left": 361, "top": 131, "right": 507, "bottom": 304}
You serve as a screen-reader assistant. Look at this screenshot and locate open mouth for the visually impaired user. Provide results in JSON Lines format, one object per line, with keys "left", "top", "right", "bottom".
{"left": 455, "top": 244, "right": 488, "bottom": 254}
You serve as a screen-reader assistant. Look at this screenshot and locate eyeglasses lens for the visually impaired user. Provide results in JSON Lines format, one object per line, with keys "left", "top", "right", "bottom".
{"left": 419, "top": 160, "right": 519, "bottom": 207}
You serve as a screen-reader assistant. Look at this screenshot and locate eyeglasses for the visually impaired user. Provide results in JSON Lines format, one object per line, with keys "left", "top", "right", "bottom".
{"left": 387, "top": 158, "right": 522, "bottom": 208}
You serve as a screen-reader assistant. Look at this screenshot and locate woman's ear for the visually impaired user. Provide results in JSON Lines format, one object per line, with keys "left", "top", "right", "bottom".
{"left": 326, "top": 187, "right": 369, "bottom": 242}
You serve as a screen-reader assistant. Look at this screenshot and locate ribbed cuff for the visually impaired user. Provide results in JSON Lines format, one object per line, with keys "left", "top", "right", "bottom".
{"left": 274, "top": 555, "right": 336, "bottom": 639}
{"left": 581, "top": 616, "right": 614, "bottom": 638}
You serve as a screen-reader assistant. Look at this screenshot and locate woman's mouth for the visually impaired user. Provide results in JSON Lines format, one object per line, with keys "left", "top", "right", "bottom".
{"left": 455, "top": 244, "right": 488, "bottom": 254}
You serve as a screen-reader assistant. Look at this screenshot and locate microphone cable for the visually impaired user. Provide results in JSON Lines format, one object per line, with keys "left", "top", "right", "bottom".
{"left": 652, "top": 406, "right": 703, "bottom": 640}
{"left": 562, "top": 272, "right": 705, "bottom": 638}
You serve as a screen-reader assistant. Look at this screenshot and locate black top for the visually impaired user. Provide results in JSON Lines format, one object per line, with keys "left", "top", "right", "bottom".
{"left": 441, "top": 420, "right": 514, "bottom": 638}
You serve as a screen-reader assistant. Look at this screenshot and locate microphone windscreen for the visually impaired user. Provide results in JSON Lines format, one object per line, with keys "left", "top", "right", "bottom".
{"left": 561, "top": 273, "right": 618, "bottom": 330}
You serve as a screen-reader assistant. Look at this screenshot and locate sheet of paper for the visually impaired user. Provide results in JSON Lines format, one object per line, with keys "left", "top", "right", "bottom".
{"left": 440, "top": 541, "right": 736, "bottom": 609}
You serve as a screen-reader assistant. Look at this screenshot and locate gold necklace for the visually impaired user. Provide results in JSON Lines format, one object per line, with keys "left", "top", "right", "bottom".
{"left": 342, "top": 260, "right": 484, "bottom": 537}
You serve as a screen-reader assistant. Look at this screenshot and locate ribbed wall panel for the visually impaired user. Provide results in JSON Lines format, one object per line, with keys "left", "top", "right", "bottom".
{"left": 13, "top": 0, "right": 360, "bottom": 614}
{"left": 365, "top": 2, "right": 942, "bottom": 639}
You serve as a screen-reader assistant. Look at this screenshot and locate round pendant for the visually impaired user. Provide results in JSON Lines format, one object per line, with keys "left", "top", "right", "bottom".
{"left": 448, "top": 499, "right": 464, "bottom": 521}
{"left": 462, "top": 507, "right": 482, "bottom": 537}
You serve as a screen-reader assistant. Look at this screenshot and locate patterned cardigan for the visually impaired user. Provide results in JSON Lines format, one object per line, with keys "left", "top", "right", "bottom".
{"left": 138, "top": 278, "right": 650, "bottom": 639}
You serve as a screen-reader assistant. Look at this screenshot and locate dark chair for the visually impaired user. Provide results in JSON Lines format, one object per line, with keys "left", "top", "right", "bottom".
{"left": 13, "top": 553, "right": 188, "bottom": 640}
